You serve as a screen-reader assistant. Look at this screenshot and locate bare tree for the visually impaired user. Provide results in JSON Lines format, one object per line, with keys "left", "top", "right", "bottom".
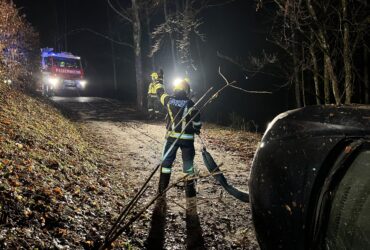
{"left": 108, "top": 0, "right": 160, "bottom": 111}
{"left": 252, "top": 0, "right": 369, "bottom": 106}
{"left": 309, "top": 32, "right": 321, "bottom": 105}
{"left": 151, "top": 0, "right": 230, "bottom": 74}
{"left": 341, "top": 0, "right": 352, "bottom": 103}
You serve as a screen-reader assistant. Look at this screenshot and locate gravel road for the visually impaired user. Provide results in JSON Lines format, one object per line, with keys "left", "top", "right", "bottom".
{"left": 52, "top": 96, "right": 260, "bottom": 250}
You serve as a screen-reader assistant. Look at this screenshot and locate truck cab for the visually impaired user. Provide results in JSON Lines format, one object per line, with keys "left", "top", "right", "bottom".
{"left": 40, "top": 48, "right": 87, "bottom": 96}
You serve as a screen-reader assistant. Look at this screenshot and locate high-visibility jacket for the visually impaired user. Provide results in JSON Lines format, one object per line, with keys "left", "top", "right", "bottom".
{"left": 148, "top": 82, "right": 157, "bottom": 95}
{"left": 154, "top": 83, "right": 201, "bottom": 140}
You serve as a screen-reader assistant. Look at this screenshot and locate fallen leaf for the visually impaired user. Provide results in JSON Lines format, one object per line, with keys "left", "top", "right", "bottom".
{"left": 57, "top": 228, "right": 68, "bottom": 236}
{"left": 53, "top": 187, "right": 63, "bottom": 196}
{"left": 23, "top": 208, "right": 32, "bottom": 217}
{"left": 1, "top": 119, "right": 12, "bottom": 125}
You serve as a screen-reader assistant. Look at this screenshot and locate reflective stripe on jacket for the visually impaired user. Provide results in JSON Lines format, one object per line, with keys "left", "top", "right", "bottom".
{"left": 155, "top": 83, "right": 201, "bottom": 140}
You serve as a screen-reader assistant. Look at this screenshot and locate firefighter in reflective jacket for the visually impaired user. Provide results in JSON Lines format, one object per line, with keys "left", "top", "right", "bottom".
{"left": 154, "top": 78, "right": 202, "bottom": 199}
{"left": 147, "top": 72, "right": 162, "bottom": 119}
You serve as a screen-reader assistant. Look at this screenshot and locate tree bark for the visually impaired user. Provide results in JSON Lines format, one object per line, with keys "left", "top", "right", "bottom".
{"left": 164, "top": 0, "right": 177, "bottom": 73}
{"left": 365, "top": 45, "right": 369, "bottom": 104}
{"left": 145, "top": 6, "right": 155, "bottom": 72}
{"left": 301, "top": 45, "right": 306, "bottom": 107}
{"left": 306, "top": 0, "right": 341, "bottom": 104}
{"left": 132, "top": 0, "right": 144, "bottom": 111}
{"left": 324, "top": 54, "right": 330, "bottom": 104}
{"left": 292, "top": 35, "right": 302, "bottom": 108}
{"left": 342, "top": 0, "right": 352, "bottom": 104}
{"left": 309, "top": 35, "right": 321, "bottom": 104}
{"left": 196, "top": 38, "right": 207, "bottom": 92}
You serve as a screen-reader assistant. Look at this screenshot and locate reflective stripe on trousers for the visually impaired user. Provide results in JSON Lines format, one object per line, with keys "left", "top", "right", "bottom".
{"left": 167, "top": 131, "right": 194, "bottom": 140}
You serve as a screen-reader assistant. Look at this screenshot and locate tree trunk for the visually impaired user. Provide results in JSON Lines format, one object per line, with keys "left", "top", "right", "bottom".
{"left": 364, "top": 45, "right": 369, "bottom": 104}
{"left": 324, "top": 55, "right": 330, "bottom": 104}
{"left": 63, "top": 0, "right": 68, "bottom": 51}
{"left": 164, "top": 0, "right": 177, "bottom": 74}
{"left": 292, "top": 37, "right": 302, "bottom": 108}
{"left": 301, "top": 45, "right": 306, "bottom": 107}
{"left": 107, "top": 5, "right": 118, "bottom": 91}
{"left": 181, "top": 0, "right": 192, "bottom": 69}
{"left": 145, "top": 6, "right": 155, "bottom": 72}
{"left": 54, "top": 1, "right": 60, "bottom": 51}
{"left": 306, "top": 0, "right": 341, "bottom": 104}
{"left": 325, "top": 53, "right": 341, "bottom": 105}
{"left": 196, "top": 38, "right": 207, "bottom": 92}
{"left": 132, "top": 0, "right": 144, "bottom": 111}
{"left": 309, "top": 37, "right": 321, "bottom": 104}
{"left": 342, "top": 0, "right": 352, "bottom": 104}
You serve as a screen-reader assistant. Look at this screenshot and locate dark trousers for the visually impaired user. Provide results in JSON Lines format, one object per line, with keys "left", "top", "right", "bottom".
{"left": 147, "top": 95, "right": 161, "bottom": 115}
{"left": 159, "top": 138, "right": 196, "bottom": 197}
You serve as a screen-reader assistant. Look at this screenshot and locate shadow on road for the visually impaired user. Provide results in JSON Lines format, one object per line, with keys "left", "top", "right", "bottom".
{"left": 145, "top": 196, "right": 206, "bottom": 250}
{"left": 146, "top": 197, "right": 167, "bottom": 250}
{"left": 186, "top": 198, "right": 206, "bottom": 250}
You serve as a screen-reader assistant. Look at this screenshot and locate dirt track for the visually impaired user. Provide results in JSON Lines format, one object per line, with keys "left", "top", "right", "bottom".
{"left": 53, "top": 96, "right": 260, "bottom": 249}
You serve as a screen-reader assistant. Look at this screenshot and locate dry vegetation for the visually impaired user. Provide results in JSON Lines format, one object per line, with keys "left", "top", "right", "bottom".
{"left": 0, "top": 84, "right": 121, "bottom": 249}
{"left": 0, "top": 0, "right": 38, "bottom": 89}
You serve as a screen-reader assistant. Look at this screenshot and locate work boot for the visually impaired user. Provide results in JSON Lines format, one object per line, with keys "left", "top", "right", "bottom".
{"left": 158, "top": 172, "right": 171, "bottom": 194}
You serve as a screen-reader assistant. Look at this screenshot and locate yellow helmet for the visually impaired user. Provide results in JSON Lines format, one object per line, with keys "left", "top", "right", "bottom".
{"left": 151, "top": 72, "right": 159, "bottom": 80}
{"left": 173, "top": 78, "right": 190, "bottom": 94}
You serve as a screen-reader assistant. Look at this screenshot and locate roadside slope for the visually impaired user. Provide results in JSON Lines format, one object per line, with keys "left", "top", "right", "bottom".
{"left": 0, "top": 85, "right": 116, "bottom": 248}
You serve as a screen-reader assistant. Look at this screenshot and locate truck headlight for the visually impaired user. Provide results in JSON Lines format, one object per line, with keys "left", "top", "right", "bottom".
{"left": 48, "top": 77, "right": 59, "bottom": 86}
{"left": 79, "top": 80, "right": 87, "bottom": 88}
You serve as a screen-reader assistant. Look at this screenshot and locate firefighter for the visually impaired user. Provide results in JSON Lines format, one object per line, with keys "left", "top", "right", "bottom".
{"left": 147, "top": 72, "right": 162, "bottom": 119}
{"left": 154, "top": 77, "right": 202, "bottom": 200}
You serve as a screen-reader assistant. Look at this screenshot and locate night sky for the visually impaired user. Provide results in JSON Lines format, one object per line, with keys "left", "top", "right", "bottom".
{"left": 14, "top": 0, "right": 288, "bottom": 128}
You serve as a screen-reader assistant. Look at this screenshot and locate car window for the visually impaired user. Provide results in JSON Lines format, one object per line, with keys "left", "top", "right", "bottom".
{"left": 325, "top": 150, "right": 370, "bottom": 249}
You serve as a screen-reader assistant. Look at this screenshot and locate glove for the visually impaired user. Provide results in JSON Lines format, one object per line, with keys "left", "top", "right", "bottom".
{"left": 194, "top": 129, "right": 201, "bottom": 135}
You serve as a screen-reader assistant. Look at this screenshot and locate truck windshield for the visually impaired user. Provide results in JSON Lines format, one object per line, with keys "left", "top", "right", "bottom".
{"left": 53, "top": 57, "right": 81, "bottom": 69}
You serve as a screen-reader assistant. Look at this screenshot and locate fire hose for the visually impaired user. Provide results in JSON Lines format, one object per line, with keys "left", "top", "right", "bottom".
{"left": 198, "top": 134, "right": 249, "bottom": 203}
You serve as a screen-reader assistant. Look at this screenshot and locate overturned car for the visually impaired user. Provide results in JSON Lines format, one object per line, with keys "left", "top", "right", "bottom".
{"left": 249, "top": 105, "right": 370, "bottom": 249}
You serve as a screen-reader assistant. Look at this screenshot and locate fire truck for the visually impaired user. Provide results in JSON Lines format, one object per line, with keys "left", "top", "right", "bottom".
{"left": 40, "top": 48, "right": 87, "bottom": 96}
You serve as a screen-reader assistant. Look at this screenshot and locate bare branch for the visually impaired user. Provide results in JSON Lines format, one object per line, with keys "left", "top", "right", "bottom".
{"left": 218, "top": 67, "right": 273, "bottom": 95}
{"left": 107, "top": 0, "right": 133, "bottom": 23}
{"left": 229, "top": 85, "right": 272, "bottom": 94}
{"left": 67, "top": 28, "right": 133, "bottom": 48}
